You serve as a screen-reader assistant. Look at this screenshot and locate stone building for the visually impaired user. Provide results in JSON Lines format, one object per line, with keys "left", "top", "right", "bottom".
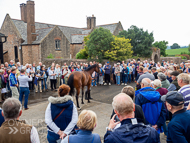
{"left": 0, "top": 0, "right": 124, "bottom": 65}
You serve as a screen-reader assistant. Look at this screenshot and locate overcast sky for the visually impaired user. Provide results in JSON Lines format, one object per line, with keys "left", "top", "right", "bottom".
{"left": 0, "top": 0, "right": 190, "bottom": 46}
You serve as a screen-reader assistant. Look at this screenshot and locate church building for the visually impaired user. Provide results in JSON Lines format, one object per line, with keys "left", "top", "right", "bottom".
{"left": 0, "top": 0, "right": 124, "bottom": 65}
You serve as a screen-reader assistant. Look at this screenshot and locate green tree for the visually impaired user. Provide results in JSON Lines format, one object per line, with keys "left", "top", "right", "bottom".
{"left": 171, "top": 43, "right": 180, "bottom": 49}
{"left": 153, "top": 41, "right": 168, "bottom": 57}
{"left": 188, "top": 44, "right": 190, "bottom": 52}
{"left": 104, "top": 36, "right": 133, "bottom": 61}
{"left": 86, "top": 27, "right": 114, "bottom": 62}
{"left": 118, "top": 25, "right": 154, "bottom": 57}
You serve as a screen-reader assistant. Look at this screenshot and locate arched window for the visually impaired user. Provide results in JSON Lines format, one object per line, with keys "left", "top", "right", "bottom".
{"left": 55, "top": 40, "right": 60, "bottom": 49}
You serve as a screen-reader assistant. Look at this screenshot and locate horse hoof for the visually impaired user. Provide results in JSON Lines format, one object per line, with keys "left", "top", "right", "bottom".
{"left": 89, "top": 97, "right": 93, "bottom": 99}
{"left": 88, "top": 101, "right": 90, "bottom": 103}
{"left": 81, "top": 102, "right": 84, "bottom": 104}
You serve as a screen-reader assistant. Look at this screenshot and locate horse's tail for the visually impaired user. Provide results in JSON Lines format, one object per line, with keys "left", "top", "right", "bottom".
{"left": 67, "top": 74, "right": 74, "bottom": 96}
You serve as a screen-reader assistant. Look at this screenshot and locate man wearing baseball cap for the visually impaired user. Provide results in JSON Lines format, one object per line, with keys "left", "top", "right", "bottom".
{"left": 161, "top": 91, "right": 190, "bottom": 143}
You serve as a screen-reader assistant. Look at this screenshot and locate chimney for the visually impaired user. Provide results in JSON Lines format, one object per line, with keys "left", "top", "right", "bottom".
{"left": 26, "top": 0, "right": 36, "bottom": 44}
{"left": 90, "top": 14, "right": 96, "bottom": 29}
{"left": 87, "top": 15, "right": 96, "bottom": 29}
{"left": 87, "top": 17, "right": 91, "bottom": 29}
{"left": 20, "top": 3, "right": 27, "bottom": 22}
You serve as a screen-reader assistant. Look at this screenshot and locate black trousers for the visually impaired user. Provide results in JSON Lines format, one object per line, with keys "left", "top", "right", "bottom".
{"left": 105, "top": 74, "right": 110, "bottom": 83}
{"left": 50, "top": 79, "right": 56, "bottom": 90}
{"left": 131, "top": 74, "right": 134, "bottom": 82}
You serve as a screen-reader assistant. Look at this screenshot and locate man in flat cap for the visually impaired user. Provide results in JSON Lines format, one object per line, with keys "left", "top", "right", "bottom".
{"left": 167, "top": 71, "right": 180, "bottom": 91}
{"left": 161, "top": 91, "right": 190, "bottom": 143}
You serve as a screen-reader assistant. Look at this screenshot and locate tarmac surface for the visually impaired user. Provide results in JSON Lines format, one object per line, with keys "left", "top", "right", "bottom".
{"left": 1, "top": 82, "right": 166, "bottom": 142}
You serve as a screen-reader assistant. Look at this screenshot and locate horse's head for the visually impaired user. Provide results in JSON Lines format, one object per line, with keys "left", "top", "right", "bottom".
{"left": 95, "top": 64, "right": 100, "bottom": 73}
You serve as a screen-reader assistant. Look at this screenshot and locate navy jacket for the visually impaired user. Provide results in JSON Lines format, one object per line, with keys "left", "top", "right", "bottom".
{"left": 0, "top": 109, "right": 4, "bottom": 127}
{"left": 135, "top": 87, "right": 166, "bottom": 132}
{"left": 104, "top": 118, "right": 160, "bottom": 143}
{"left": 167, "top": 109, "right": 190, "bottom": 143}
{"left": 104, "top": 65, "right": 111, "bottom": 74}
{"left": 69, "top": 130, "right": 101, "bottom": 143}
{"left": 50, "top": 100, "right": 73, "bottom": 131}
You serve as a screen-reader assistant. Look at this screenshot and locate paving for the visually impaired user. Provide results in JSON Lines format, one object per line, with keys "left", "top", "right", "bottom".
{"left": 3, "top": 83, "right": 166, "bottom": 143}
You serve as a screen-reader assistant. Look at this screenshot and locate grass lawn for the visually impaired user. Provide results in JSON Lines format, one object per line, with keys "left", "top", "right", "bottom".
{"left": 166, "top": 48, "right": 188, "bottom": 56}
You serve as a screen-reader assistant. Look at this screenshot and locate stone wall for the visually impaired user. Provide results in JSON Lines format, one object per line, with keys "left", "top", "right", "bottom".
{"left": 0, "top": 14, "right": 22, "bottom": 63}
{"left": 41, "top": 26, "right": 70, "bottom": 60}
{"left": 160, "top": 57, "right": 182, "bottom": 64}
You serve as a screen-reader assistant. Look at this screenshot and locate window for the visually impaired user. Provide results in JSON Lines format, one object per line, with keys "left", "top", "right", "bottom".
{"left": 55, "top": 40, "right": 60, "bottom": 49}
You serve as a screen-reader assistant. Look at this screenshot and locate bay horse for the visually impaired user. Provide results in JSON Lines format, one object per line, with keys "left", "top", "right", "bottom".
{"left": 67, "top": 64, "right": 100, "bottom": 109}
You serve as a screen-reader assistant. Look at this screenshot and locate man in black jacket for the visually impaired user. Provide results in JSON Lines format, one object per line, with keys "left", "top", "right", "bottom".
{"left": 151, "top": 67, "right": 158, "bottom": 79}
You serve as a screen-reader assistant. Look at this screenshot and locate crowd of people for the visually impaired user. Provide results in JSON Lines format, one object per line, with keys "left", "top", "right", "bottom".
{"left": 0, "top": 59, "right": 190, "bottom": 142}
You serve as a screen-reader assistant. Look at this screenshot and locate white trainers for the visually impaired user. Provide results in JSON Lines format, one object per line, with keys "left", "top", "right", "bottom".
{"left": 109, "top": 83, "right": 111, "bottom": 85}
{"left": 104, "top": 83, "right": 107, "bottom": 85}
{"left": 121, "top": 83, "right": 124, "bottom": 85}
{"left": 125, "top": 83, "right": 127, "bottom": 85}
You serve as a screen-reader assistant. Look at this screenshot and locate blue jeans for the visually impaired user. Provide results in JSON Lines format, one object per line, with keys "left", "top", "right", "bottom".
{"left": 123, "top": 74, "right": 128, "bottom": 83}
{"left": 62, "top": 78, "right": 65, "bottom": 84}
{"left": 42, "top": 78, "right": 47, "bottom": 90}
{"left": 19, "top": 87, "right": 30, "bottom": 109}
{"left": 91, "top": 79, "right": 97, "bottom": 86}
{"left": 116, "top": 75, "right": 120, "bottom": 85}
{"left": 128, "top": 74, "right": 131, "bottom": 83}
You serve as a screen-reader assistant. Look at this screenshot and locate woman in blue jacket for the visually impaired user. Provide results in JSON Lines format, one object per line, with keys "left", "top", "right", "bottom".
{"left": 62, "top": 110, "right": 101, "bottom": 143}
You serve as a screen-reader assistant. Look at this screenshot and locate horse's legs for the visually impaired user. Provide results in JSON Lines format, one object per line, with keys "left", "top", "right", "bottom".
{"left": 87, "top": 85, "right": 91, "bottom": 103}
{"left": 76, "top": 88, "right": 80, "bottom": 108}
{"left": 81, "top": 86, "right": 84, "bottom": 104}
{"left": 85, "top": 88, "right": 88, "bottom": 100}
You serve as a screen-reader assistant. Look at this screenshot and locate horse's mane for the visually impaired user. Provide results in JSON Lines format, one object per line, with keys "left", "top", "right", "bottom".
{"left": 85, "top": 64, "right": 97, "bottom": 71}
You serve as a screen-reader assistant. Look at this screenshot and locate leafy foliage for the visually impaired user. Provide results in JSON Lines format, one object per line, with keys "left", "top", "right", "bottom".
{"left": 171, "top": 43, "right": 180, "bottom": 49}
{"left": 47, "top": 53, "right": 54, "bottom": 59}
{"left": 153, "top": 41, "right": 168, "bottom": 57}
{"left": 86, "top": 27, "right": 114, "bottom": 62}
{"left": 104, "top": 36, "right": 133, "bottom": 61}
{"left": 188, "top": 44, "right": 190, "bottom": 52}
{"left": 118, "top": 25, "right": 154, "bottom": 57}
{"left": 76, "top": 48, "right": 88, "bottom": 59}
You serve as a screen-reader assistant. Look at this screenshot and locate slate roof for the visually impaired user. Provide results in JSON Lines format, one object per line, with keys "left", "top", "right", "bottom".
{"left": 97, "top": 23, "right": 118, "bottom": 34}
{"left": 71, "top": 34, "right": 87, "bottom": 44}
{"left": 11, "top": 19, "right": 119, "bottom": 45}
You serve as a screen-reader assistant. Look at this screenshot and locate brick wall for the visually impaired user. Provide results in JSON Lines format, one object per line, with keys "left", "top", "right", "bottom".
{"left": 70, "top": 44, "right": 83, "bottom": 59}
{"left": 22, "top": 44, "right": 41, "bottom": 65}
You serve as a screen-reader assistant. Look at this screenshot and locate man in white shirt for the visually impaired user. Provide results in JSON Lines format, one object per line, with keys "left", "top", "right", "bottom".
{"left": 63, "top": 66, "right": 71, "bottom": 84}
{"left": 18, "top": 69, "right": 32, "bottom": 110}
